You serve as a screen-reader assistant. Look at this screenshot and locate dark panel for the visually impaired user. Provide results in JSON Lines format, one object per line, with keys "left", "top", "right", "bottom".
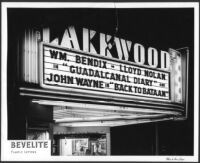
{"left": 111, "top": 123, "right": 155, "bottom": 155}
{"left": 27, "top": 101, "right": 53, "bottom": 124}
{"left": 157, "top": 120, "right": 193, "bottom": 155}
{"left": 7, "top": 97, "right": 27, "bottom": 140}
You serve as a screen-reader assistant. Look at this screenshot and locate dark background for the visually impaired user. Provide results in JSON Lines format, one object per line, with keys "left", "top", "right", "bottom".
{"left": 7, "top": 8, "right": 194, "bottom": 155}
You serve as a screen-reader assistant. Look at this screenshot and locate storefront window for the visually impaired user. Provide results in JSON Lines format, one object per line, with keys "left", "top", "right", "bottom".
{"left": 53, "top": 134, "right": 107, "bottom": 156}
{"left": 90, "top": 138, "right": 107, "bottom": 155}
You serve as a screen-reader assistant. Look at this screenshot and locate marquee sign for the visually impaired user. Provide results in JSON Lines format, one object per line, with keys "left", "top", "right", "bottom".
{"left": 40, "top": 43, "right": 170, "bottom": 100}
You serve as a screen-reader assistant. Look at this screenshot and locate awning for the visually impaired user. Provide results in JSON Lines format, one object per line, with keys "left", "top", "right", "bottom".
{"left": 20, "top": 87, "right": 184, "bottom": 127}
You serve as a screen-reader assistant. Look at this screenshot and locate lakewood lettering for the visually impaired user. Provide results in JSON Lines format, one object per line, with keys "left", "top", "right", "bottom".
{"left": 43, "top": 26, "right": 170, "bottom": 70}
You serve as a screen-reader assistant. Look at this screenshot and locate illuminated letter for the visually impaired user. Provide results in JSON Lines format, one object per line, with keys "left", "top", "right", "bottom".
{"left": 120, "top": 39, "right": 132, "bottom": 61}
{"left": 148, "top": 47, "right": 158, "bottom": 68}
{"left": 114, "top": 37, "right": 123, "bottom": 60}
{"left": 61, "top": 26, "right": 80, "bottom": 50}
{"left": 83, "top": 28, "right": 97, "bottom": 54}
{"left": 100, "top": 33, "right": 113, "bottom": 58}
{"left": 42, "top": 27, "right": 59, "bottom": 45}
{"left": 134, "top": 43, "right": 145, "bottom": 65}
{"left": 160, "top": 50, "right": 170, "bottom": 70}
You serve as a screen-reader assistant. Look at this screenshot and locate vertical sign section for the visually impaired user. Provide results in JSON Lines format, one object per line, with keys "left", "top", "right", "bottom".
{"left": 41, "top": 43, "right": 170, "bottom": 100}
{"left": 28, "top": 29, "right": 31, "bottom": 83}
{"left": 31, "top": 30, "right": 34, "bottom": 83}
{"left": 22, "top": 29, "right": 40, "bottom": 83}
{"left": 25, "top": 30, "right": 29, "bottom": 82}
{"left": 35, "top": 31, "right": 41, "bottom": 84}
{"left": 22, "top": 30, "right": 26, "bottom": 81}
{"left": 169, "top": 48, "right": 183, "bottom": 103}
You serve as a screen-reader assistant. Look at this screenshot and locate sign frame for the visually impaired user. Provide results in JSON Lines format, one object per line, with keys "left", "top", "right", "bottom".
{"left": 40, "top": 42, "right": 171, "bottom": 102}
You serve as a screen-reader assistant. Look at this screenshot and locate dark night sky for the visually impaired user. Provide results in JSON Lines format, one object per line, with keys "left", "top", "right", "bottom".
{"left": 9, "top": 8, "right": 194, "bottom": 50}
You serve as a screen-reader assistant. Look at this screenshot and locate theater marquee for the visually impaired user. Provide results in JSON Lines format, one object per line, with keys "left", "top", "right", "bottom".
{"left": 40, "top": 43, "right": 170, "bottom": 100}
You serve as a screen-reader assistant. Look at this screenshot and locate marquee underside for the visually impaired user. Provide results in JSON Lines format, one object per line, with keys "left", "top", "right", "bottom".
{"left": 32, "top": 100, "right": 182, "bottom": 127}
{"left": 20, "top": 87, "right": 184, "bottom": 127}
